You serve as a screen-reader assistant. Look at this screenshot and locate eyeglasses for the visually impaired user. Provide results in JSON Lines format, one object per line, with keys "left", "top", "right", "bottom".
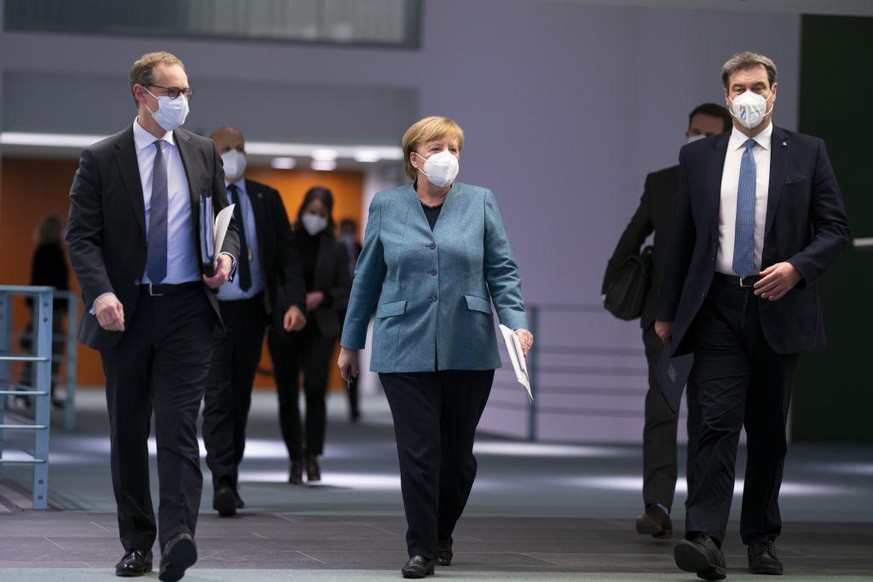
{"left": 147, "top": 84, "right": 194, "bottom": 100}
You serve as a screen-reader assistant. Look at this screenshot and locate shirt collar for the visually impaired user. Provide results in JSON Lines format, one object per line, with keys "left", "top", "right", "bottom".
{"left": 133, "top": 116, "right": 176, "bottom": 152}
{"left": 729, "top": 122, "right": 772, "bottom": 152}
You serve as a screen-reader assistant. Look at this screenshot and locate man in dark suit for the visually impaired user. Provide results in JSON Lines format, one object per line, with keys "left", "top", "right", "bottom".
{"left": 604, "top": 103, "right": 731, "bottom": 540}
{"left": 202, "top": 126, "right": 306, "bottom": 517}
{"left": 65, "top": 51, "right": 240, "bottom": 582}
{"left": 656, "top": 52, "right": 850, "bottom": 580}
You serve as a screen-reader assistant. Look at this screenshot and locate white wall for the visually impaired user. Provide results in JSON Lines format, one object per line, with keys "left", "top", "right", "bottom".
{"left": 0, "top": 0, "right": 802, "bottom": 442}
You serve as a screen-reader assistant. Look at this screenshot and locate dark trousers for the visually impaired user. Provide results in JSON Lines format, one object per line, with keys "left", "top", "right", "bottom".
{"left": 268, "top": 326, "right": 336, "bottom": 460}
{"left": 685, "top": 278, "right": 797, "bottom": 545}
{"left": 379, "top": 370, "right": 494, "bottom": 559}
{"left": 202, "top": 297, "right": 266, "bottom": 488}
{"left": 641, "top": 323, "right": 679, "bottom": 510}
{"left": 101, "top": 285, "right": 214, "bottom": 552}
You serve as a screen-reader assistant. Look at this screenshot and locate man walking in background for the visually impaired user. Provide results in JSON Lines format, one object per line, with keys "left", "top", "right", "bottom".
{"left": 603, "top": 103, "right": 731, "bottom": 540}
{"left": 202, "top": 126, "right": 307, "bottom": 517}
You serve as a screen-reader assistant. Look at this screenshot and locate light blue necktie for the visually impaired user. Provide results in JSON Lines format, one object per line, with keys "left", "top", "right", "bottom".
{"left": 732, "top": 139, "right": 757, "bottom": 278}
{"left": 146, "top": 140, "right": 168, "bottom": 283}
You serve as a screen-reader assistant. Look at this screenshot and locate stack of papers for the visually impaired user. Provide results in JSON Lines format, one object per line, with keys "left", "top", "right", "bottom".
{"left": 499, "top": 324, "right": 533, "bottom": 401}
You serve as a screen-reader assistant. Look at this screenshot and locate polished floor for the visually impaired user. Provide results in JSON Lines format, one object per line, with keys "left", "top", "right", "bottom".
{"left": 1, "top": 388, "right": 872, "bottom": 581}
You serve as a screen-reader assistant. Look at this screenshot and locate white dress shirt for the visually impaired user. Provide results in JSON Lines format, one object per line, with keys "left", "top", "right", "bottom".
{"left": 133, "top": 118, "right": 199, "bottom": 284}
{"left": 716, "top": 123, "right": 772, "bottom": 276}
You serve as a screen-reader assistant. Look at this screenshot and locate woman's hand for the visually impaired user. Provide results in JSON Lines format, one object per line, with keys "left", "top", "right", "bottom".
{"left": 306, "top": 291, "right": 325, "bottom": 311}
{"left": 337, "top": 347, "right": 360, "bottom": 384}
{"left": 514, "top": 328, "right": 534, "bottom": 357}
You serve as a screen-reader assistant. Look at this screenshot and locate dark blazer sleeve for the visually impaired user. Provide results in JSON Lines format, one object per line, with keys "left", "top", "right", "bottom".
{"left": 602, "top": 182, "right": 654, "bottom": 294}
{"left": 656, "top": 150, "right": 696, "bottom": 323}
{"left": 273, "top": 195, "right": 306, "bottom": 313}
{"left": 784, "top": 138, "right": 850, "bottom": 286}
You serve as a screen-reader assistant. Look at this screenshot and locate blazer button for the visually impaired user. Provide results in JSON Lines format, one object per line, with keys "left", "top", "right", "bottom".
{"left": 429, "top": 269, "right": 437, "bottom": 276}
{"left": 431, "top": 294, "right": 438, "bottom": 301}
{"left": 428, "top": 242, "right": 436, "bottom": 249}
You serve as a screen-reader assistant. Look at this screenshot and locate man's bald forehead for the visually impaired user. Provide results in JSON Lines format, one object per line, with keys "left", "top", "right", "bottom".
{"left": 211, "top": 126, "right": 244, "bottom": 142}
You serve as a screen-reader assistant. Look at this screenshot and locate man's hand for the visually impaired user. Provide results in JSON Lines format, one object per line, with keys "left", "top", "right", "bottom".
{"left": 655, "top": 320, "right": 673, "bottom": 343}
{"left": 754, "top": 262, "right": 801, "bottom": 301}
{"left": 514, "top": 328, "right": 534, "bottom": 357}
{"left": 283, "top": 305, "right": 307, "bottom": 332}
{"left": 202, "top": 253, "right": 232, "bottom": 289}
{"left": 94, "top": 293, "right": 125, "bottom": 332}
{"left": 337, "top": 347, "right": 360, "bottom": 383}
{"left": 305, "top": 291, "right": 325, "bottom": 312}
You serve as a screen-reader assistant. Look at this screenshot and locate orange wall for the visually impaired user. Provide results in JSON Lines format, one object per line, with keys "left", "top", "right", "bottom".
{"left": 1, "top": 157, "right": 362, "bottom": 390}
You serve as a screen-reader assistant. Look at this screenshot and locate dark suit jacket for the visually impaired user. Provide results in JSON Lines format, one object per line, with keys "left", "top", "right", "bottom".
{"left": 657, "top": 126, "right": 850, "bottom": 355}
{"left": 603, "top": 165, "right": 679, "bottom": 328}
{"left": 240, "top": 179, "right": 306, "bottom": 329}
{"left": 66, "top": 126, "right": 240, "bottom": 351}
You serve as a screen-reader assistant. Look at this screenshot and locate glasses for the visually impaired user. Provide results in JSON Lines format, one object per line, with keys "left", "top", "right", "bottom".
{"left": 147, "top": 84, "right": 194, "bottom": 100}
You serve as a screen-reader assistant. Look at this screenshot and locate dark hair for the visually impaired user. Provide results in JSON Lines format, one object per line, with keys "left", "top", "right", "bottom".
{"left": 295, "top": 186, "right": 336, "bottom": 233}
{"left": 688, "top": 103, "right": 732, "bottom": 133}
{"left": 721, "top": 51, "right": 777, "bottom": 91}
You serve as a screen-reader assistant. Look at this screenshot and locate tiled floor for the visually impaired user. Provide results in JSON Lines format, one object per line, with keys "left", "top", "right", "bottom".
{"left": 1, "top": 389, "right": 872, "bottom": 581}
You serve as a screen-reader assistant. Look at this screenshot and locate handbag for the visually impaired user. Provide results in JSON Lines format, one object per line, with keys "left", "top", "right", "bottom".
{"left": 603, "top": 245, "right": 652, "bottom": 321}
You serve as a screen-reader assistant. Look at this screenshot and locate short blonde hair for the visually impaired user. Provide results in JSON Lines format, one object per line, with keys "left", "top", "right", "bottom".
{"left": 129, "top": 51, "right": 185, "bottom": 107}
{"left": 721, "top": 51, "right": 777, "bottom": 91}
{"left": 401, "top": 116, "right": 465, "bottom": 180}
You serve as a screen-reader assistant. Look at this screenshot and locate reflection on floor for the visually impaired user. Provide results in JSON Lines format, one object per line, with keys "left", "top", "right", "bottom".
{"left": 1, "top": 389, "right": 872, "bottom": 580}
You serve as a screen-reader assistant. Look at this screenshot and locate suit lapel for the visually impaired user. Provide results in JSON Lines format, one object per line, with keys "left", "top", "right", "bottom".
{"left": 174, "top": 129, "right": 203, "bottom": 240}
{"left": 705, "top": 134, "right": 730, "bottom": 237}
{"left": 113, "top": 127, "right": 147, "bottom": 239}
{"left": 246, "top": 180, "right": 267, "bottom": 251}
{"left": 765, "top": 126, "right": 790, "bottom": 238}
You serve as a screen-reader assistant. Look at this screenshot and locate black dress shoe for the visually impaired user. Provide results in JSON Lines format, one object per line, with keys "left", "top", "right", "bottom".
{"left": 159, "top": 533, "right": 197, "bottom": 582}
{"left": 401, "top": 555, "right": 435, "bottom": 579}
{"left": 438, "top": 538, "right": 453, "bottom": 566}
{"left": 213, "top": 480, "right": 237, "bottom": 517}
{"left": 115, "top": 549, "right": 153, "bottom": 577}
{"left": 674, "top": 532, "right": 726, "bottom": 580}
{"left": 289, "top": 462, "right": 304, "bottom": 484}
{"left": 748, "top": 538, "right": 783, "bottom": 575}
{"left": 636, "top": 504, "right": 672, "bottom": 538}
{"left": 305, "top": 455, "right": 321, "bottom": 482}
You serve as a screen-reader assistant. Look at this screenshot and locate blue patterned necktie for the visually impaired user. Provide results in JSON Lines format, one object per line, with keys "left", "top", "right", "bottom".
{"left": 228, "top": 184, "right": 251, "bottom": 291}
{"left": 732, "top": 138, "right": 757, "bottom": 278}
{"left": 146, "top": 140, "right": 168, "bottom": 283}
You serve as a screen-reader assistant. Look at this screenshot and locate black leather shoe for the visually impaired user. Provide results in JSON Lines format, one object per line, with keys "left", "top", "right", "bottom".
{"left": 115, "top": 549, "right": 153, "bottom": 577}
{"left": 233, "top": 487, "right": 245, "bottom": 509}
{"left": 636, "top": 504, "right": 672, "bottom": 538}
{"left": 401, "top": 555, "right": 436, "bottom": 578}
{"left": 674, "top": 532, "right": 726, "bottom": 580}
{"left": 305, "top": 455, "right": 321, "bottom": 482}
{"left": 289, "top": 462, "right": 304, "bottom": 484}
{"left": 748, "top": 538, "right": 783, "bottom": 575}
{"left": 213, "top": 480, "right": 237, "bottom": 517}
{"left": 159, "top": 533, "right": 197, "bottom": 582}
{"left": 438, "top": 538, "right": 453, "bottom": 566}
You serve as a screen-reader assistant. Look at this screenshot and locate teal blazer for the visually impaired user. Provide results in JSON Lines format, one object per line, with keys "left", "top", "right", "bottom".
{"left": 341, "top": 181, "right": 528, "bottom": 372}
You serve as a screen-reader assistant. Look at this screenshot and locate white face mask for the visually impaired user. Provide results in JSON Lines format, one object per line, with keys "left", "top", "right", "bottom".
{"left": 301, "top": 213, "right": 328, "bottom": 236}
{"left": 221, "top": 149, "right": 247, "bottom": 182}
{"left": 417, "top": 150, "right": 459, "bottom": 188}
{"left": 144, "top": 87, "right": 189, "bottom": 131}
{"left": 729, "top": 90, "right": 773, "bottom": 130}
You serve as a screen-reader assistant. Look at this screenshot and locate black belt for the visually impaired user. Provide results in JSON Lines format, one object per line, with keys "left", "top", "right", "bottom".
{"left": 713, "top": 273, "right": 761, "bottom": 288}
{"left": 140, "top": 281, "right": 201, "bottom": 296}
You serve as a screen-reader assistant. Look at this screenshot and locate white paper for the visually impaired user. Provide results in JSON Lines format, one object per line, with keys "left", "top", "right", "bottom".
{"left": 213, "top": 203, "right": 235, "bottom": 268}
{"left": 499, "top": 324, "right": 533, "bottom": 401}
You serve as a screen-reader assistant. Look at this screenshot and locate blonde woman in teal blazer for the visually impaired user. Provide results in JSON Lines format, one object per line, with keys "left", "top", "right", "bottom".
{"left": 338, "top": 116, "right": 533, "bottom": 579}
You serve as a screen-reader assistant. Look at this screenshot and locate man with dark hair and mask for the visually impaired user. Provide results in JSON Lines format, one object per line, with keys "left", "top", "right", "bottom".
{"left": 656, "top": 51, "right": 850, "bottom": 580}
{"left": 65, "top": 51, "right": 239, "bottom": 581}
{"left": 603, "top": 102, "right": 731, "bottom": 541}
{"left": 202, "top": 126, "right": 307, "bottom": 517}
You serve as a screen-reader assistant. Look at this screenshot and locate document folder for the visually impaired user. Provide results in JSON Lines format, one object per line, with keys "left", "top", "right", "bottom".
{"left": 499, "top": 324, "right": 533, "bottom": 401}
{"left": 199, "top": 191, "right": 234, "bottom": 277}
{"left": 654, "top": 338, "right": 693, "bottom": 414}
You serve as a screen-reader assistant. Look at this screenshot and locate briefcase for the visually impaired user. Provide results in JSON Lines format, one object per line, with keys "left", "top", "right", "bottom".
{"left": 603, "top": 245, "right": 652, "bottom": 321}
